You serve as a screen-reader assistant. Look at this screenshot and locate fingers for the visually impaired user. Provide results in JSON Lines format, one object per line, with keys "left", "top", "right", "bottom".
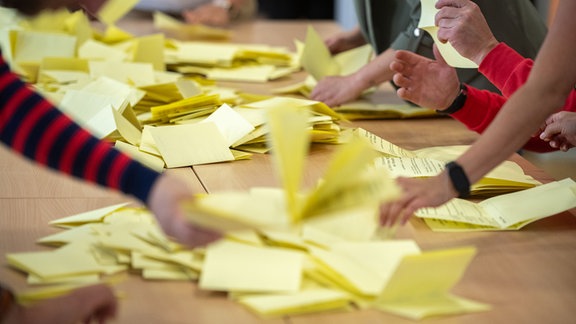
{"left": 540, "top": 123, "right": 562, "bottom": 141}
{"left": 394, "top": 49, "right": 423, "bottom": 66}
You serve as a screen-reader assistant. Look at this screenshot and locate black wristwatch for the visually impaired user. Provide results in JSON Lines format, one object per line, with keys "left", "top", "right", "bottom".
{"left": 445, "top": 161, "right": 470, "bottom": 198}
{"left": 437, "top": 83, "right": 468, "bottom": 115}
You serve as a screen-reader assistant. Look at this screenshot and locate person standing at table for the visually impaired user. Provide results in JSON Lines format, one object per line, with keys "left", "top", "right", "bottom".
{"left": 134, "top": 0, "right": 257, "bottom": 26}
{"left": 387, "top": 2, "right": 575, "bottom": 153}
{"left": 379, "top": 0, "right": 576, "bottom": 228}
{"left": 310, "top": 0, "right": 547, "bottom": 107}
{"left": 0, "top": 0, "right": 220, "bottom": 322}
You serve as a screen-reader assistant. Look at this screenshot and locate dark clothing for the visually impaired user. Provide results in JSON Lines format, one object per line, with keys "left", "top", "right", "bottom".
{"left": 355, "top": 0, "right": 547, "bottom": 93}
{"left": 259, "top": 0, "right": 334, "bottom": 19}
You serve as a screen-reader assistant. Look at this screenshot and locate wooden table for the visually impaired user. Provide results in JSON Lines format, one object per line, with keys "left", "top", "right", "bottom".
{"left": 1, "top": 16, "right": 575, "bottom": 324}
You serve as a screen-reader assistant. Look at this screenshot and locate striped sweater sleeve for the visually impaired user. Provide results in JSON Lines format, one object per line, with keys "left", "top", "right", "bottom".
{"left": 0, "top": 53, "right": 160, "bottom": 203}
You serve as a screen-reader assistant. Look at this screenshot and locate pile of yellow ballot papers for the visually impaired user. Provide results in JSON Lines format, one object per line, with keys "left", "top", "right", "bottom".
{"left": 0, "top": 7, "right": 352, "bottom": 171}
{"left": 5, "top": 106, "right": 490, "bottom": 319}
{"left": 355, "top": 128, "right": 542, "bottom": 197}
{"left": 6, "top": 203, "right": 490, "bottom": 320}
{"left": 416, "top": 178, "right": 576, "bottom": 231}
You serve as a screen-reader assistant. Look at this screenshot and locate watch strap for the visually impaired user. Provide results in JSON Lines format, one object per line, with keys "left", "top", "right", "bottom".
{"left": 445, "top": 161, "right": 471, "bottom": 198}
{"left": 437, "top": 83, "right": 468, "bottom": 115}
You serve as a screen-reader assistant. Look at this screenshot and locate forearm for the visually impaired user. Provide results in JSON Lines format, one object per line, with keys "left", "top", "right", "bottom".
{"left": 457, "top": 83, "right": 569, "bottom": 184}
{"left": 455, "top": 0, "right": 576, "bottom": 184}
{"left": 0, "top": 57, "right": 160, "bottom": 203}
{"left": 353, "top": 48, "right": 395, "bottom": 89}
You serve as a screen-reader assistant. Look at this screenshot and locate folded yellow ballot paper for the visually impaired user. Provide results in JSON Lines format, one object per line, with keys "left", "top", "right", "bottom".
{"left": 375, "top": 246, "right": 490, "bottom": 319}
{"left": 334, "top": 101, "right": 438, "bottom": 120}
{"left": 419, "top": 0, "right": 478, "bottom": 68}
{"left": 416, "top": 178, "right": 576, "bottom": 231}
{"left": 300, "top": 25, "right": 341, "bottom": 81}
{"left": 356, "top": 128, "right": 540, "bottom": 196}
{"left": 237, "top": 288, "right": 351, "bottom": 317}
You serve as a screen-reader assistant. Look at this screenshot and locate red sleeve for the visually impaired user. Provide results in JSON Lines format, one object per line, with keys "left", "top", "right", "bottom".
{"left": 472, "top": 42, "right": 576, "bottom": 152}
{"left": 449, "top": 86, "right": 558, "bottom": 153}
{"left": 479, "top": 42, "right": 533, "bottom": 98}
{"left": 450, "top": 86, "right": 506, "bottom": 133}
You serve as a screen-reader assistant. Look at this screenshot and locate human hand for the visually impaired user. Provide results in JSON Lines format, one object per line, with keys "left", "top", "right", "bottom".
{"left": 390, "top": 45, "right": 460, "bottom": 110}
{"left": 183, "top": 4, "right": 231, "bottom": 27}
{"left": 3, "top": 284, "right": 117, "bottom": 324}
{"left": 324, "top": 28, "right": 366, "bottom": 55}
{"left": 379, "top": 172, "right": 458, "bottom": 227}
{"left": 147, "top": 173, "right": 221, "bottom": 247}
{"left": 435, "top": 0, "right": 499, "bottom": 65}
{"left": 540, "top": 111, "right": 576, "bottom": 151}
{"left": 310, "top": 74, "right": 367, "bottom": 107}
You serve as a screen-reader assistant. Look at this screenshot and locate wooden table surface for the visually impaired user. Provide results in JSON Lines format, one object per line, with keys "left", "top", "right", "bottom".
{"left": 1, "top": 15, "right": 575, "bottom": 324}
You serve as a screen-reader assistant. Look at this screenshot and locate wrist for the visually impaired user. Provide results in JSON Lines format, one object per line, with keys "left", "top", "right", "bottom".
{"left": 436, "top": 83, "right": 468, "bottom": 114}
{"left": 473, "top": 40, "right": 499, "bottom": 66}
{"left": 445, "top": 161, "right": 471, "bottom": 198}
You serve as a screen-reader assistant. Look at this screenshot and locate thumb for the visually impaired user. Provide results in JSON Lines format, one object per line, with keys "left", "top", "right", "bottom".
{"left": 432, "top": 44, "right": 448, "bottom": 66}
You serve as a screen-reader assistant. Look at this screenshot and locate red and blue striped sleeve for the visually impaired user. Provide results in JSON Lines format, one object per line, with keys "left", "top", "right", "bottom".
{"left": 0, "top": 53, "right": 160, "bottom": 203}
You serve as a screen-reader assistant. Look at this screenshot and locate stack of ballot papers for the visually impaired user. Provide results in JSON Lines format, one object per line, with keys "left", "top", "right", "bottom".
{"left": 6, "top": 203, "right": 490, "bottom": 319}
{"left": 415, "top": 178, "right": 576, "bottom": 231}
{"left": 353, "top": 128, "right": 542, "bottom": 196}
{"left": 0, "top": 8, "right": 353, "bottom": 170}
{"left": 5, "top": 98, "right": 490, "bottom": 319}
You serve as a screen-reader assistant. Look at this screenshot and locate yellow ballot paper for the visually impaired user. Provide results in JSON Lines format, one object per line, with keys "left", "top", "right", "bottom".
{"left": 183, "top": 105, "right": 398, "bottom": 232}
{"left": 199, "top": 240, "right": 303, "bottom": 293}
{"left": 419, "top": 0, "right": 478, "bottom": 68}
{"left": 416, "top": 178, "right": 576, "bottom": 231}
{"left": 237, "top": 288, "right": 351, "bottom": 317}
{"left": 95, "top": 0, "right": 139, "bottom": 25}
{"left": 309, "top": 241, "right": 421, "bottom": 298}
{"left": 358, "top": 128, "right": 540, "bottom": 196}
{"left": 375, "top": 246, "right": 490, "bottom": 320}
{"left": 266, "top": 105, "right": 311, "bottom": 219}
{"left": 49, "top": 203, "right": 129, "bottom": 227}
{"left": 186, "top": 188, "right": 290, "bottom": 232}
{"left": 284, "top": 28, "right": 372, "bottom": 98}
{"left": 149, "top": 122, "right": 234, "bottom": 167}
{"left": 300, "top": 25, "right": 340, "bottom": 81}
